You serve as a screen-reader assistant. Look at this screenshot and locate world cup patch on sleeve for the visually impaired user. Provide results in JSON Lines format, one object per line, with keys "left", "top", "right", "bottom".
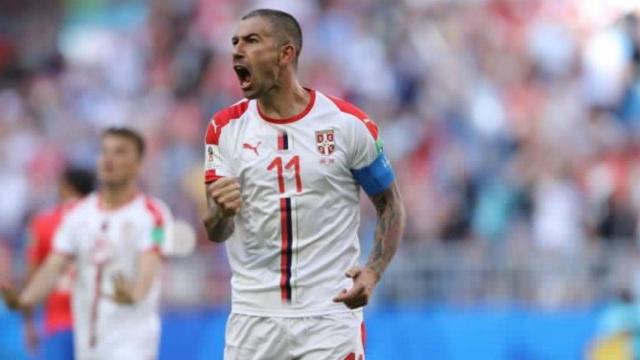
{"left": 205, "top": 144, "right": 222, "bottom": 170}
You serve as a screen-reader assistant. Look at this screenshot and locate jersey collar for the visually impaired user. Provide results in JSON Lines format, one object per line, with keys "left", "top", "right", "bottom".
{"left": 257, "top": 89, "right": 316, "bottom": 124}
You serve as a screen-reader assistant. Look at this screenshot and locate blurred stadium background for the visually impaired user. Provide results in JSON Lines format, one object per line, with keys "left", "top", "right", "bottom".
{"left": 2, "top": 0, "right": 640, "bottom": 359}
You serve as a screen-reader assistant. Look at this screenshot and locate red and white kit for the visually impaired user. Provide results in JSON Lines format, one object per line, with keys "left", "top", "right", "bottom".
{"left": 53, "top": 193, "right": 173, "bottom": 360}
{"left": 205, "top": 89, "right": 390, "bottom": 359}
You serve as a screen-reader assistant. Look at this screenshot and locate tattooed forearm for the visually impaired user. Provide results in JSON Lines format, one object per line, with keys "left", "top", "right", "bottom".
{"left": 203, "top": 211, "right": 235, "bottom": 242}
{"left": 203, "top": 189, "right": 235, "bottom": 243}
{"left": 366, "top": 181, "right": 405, "bottom": 279}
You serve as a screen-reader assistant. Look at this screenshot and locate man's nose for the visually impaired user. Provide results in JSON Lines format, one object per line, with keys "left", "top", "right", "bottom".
{"left": 232, "top": 43, "right": 245, "bottom": 61}
{"left": 232, "top": 50, "right": 244, "bottom": 62}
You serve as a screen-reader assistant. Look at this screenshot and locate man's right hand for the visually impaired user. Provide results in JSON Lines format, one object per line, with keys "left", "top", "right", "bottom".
{"left": 207, "top": 177, "right": 242, "bottom": 217}
{"left": 0, "top": 285, "right": 22, "bottom": 311}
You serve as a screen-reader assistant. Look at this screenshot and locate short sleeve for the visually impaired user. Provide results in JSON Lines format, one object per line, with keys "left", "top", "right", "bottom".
{"left": 52, "top": 215, "right": 77, "bottom": 256}
{"left": 349, "top": 117, "right": 382, "bottom": 170}
{"left": 139, "top": 197, "right": 174, "bottom": 254}
{"left": 348, "top": 117, "right": 395, "bottom": 196}
{"left": 204, "top": 120, "right": 232, "bottom": 184}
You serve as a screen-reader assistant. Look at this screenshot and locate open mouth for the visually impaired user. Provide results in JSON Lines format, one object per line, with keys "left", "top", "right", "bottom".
{"left": 234, "top": 64, "right": 252, "bottom": 89}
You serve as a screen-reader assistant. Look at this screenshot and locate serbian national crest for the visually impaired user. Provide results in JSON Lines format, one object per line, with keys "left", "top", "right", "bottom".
{"left": 315, "top": 129, "right": 335, "bottom": 155}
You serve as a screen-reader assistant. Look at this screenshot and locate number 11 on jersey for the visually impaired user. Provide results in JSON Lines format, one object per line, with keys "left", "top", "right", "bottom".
{"left": 268, "top": 155, "right": 301, "bottom": 303}
{"left": 267, "top": 155, "right": 302, "bottom": 194}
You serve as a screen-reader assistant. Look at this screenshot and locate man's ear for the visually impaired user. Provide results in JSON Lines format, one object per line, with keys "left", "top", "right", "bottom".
{"left": 279, "top": 43, "right": 297, "bottom": 66}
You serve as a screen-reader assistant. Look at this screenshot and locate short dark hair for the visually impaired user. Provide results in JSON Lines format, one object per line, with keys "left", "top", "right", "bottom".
{"left": 101, "top": 127, "right": 145, "bottom": 158}
{"left": 241, "top": 9, "right": 303, "bottom": 65}
{"left": 62, "top": 166, "right": 95, "bottom": 196}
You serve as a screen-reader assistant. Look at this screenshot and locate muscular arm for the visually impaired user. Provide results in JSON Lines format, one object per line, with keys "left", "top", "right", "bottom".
{"left": 203, "top": 188, "right": 235, "bottom": 243}
{"left": 203, "top": 178, "right": 242, "bottom": 243}
{"left": 365, "top": 181, "right": 405, "bottom": 279}
{"left": 133, "top": 251, "right": 161, "bottom": 300}
{"left": 333, "top": 180, "right": 405, "bottom": 308}
{"left": 112, "top": 251, "right": 162, "bottom": 305}
{"left": 19, "top": 253, "right": 72, "bottom": 309}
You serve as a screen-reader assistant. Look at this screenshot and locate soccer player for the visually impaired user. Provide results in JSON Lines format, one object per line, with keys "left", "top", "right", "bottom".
{"left": 2, "top": 127, "right": 173, "bottom": 359}
{"left": 24, "top": 166, "right": 95, "bottom": 359}
{"left": 203, "top": 9, "right": 406, "bottom": 360}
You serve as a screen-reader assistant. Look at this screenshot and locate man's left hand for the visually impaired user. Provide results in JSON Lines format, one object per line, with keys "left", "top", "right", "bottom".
{"left": 111, "top": 274, "right": 135, "bottom": 305}
{"left": 332, "top": 266, "right": 380, "bottom": 309}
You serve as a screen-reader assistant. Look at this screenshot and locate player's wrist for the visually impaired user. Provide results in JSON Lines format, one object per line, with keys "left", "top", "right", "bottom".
{"left": 204, "top": 207, "right": 229, "bottom": 228}
{"left": 362, "top": 266, "right": 381, "bottom": 283}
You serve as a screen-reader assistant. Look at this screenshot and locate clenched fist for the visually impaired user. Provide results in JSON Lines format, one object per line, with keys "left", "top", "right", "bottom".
{"left": 207, "top": 177, "right": 242, "bottom": 217}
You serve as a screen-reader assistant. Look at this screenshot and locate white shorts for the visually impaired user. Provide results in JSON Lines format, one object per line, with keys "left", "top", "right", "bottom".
{"left": 224, "top": 311, "right": 366, "bottom": 360}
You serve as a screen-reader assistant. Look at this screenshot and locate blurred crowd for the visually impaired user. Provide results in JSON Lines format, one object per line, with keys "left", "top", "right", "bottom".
{"left": 1, "top": 0, "right": 640, "bottom": 306}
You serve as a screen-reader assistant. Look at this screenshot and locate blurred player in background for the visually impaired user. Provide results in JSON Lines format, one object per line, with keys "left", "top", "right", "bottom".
{"left": 24, "top": 166, "right": 95, "bottom": 359}
{"left": 203, "top": 9, "right": 405, "bottom": 360}
{"left": 2, "top": 127, "right": 174, "bottom": 359}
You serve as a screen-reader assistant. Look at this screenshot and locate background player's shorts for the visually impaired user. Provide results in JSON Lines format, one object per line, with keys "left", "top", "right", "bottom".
{"left": 224, "top": 311, "right": 365, "bottom": 360}
{"left": 41, "top": 329, "right": 74, "bottom": 360}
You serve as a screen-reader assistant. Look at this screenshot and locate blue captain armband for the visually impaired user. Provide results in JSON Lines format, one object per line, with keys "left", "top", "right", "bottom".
{"left": 351, "top": 153, "right": 395, "bottom": 196}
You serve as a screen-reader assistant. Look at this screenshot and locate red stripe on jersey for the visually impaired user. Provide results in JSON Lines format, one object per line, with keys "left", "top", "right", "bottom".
{"left": 144, "top": 196, "right": 165, "bottom": 227}
{"left": 285, "top": 198, "right": 293, "bottom": 298}
{"left": 279, "top": 198, "right": 293, "bottom": 302}
{"left": 361, "top": 321, "right": 367, "bottom": 349}
{"left": 89, "top": 263, "right": 104, "bottom": 348}
{"left": 277, "top": 132, "right": 284, "bottom": 150}
{"left": 259, "top": 89, "right": 316, "bottom": 124}
{"left": 205, "top": 100, "right": 249, "bottom": 146}
{"left": 327, "top": 95, "right": 379, "bottom": 140}
{"left": 277, "top": 131, "right": 289, "bottom": 150}
{"left": 279, "top": 198, "right": 289, "bottom": 301}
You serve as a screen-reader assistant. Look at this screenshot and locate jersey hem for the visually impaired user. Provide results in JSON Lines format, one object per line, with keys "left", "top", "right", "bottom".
{"left": 230, "top": 306, "right": 362, "bottom": 318}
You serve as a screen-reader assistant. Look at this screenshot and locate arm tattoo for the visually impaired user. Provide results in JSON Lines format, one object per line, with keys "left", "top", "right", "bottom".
{"left": 366, "top": 182, "right": 405, "bottom": 279}
{"left": 203, "top": 189, "right": 235, "bottom": 242}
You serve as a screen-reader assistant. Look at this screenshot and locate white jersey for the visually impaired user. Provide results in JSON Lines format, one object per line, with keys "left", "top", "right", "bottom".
{"left": 53, "top": 192, "right": 173, "bottom": 359}
{"left": 204, "top": 89, "right": 389, "bottom": 317}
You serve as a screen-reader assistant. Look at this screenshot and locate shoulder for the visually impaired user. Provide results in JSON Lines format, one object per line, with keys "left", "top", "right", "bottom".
{"left": 205, "top": 99, "right": 251, "bottom": 145}
{"left": 140, "top": 195, "right": 171, "bottom": 227}
{"left": 57, "top": 194, "right": 96, "bottom": 227}
{"left": 320, "top": 93, "right": 378, "bottom": 140}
